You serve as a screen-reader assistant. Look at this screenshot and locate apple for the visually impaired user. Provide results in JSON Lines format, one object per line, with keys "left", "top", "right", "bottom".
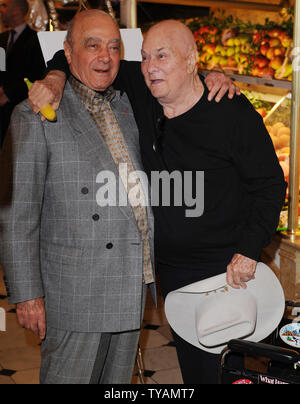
{"left": 227, "top": 56, "right": 237, "bottom": 68}
{"left": 200, "top": 52, "right": 212, "bottom": 63}
{"left": 266, "top": 48, "right": 276, "bottom": 60}
{"left": 273, "top": 47, "right": 285, "bottom": 57}
{"left": 256, "top": 108, "right": 267, "bottom": 118}
{"left": 241, "top": 43, "right": 252, "bottom": 54}
{"left": 215, "top": 45, "right": 223, "bottom": 54}
{"left": 269, "top": 56, "right": 284, "bottom": 70}
{"left": 251, "top": 66, "right": 260, "bottom": 77}
{"left": 269, "top": 38, "right": 281, "bottom": 48}
{"left": 260, "top": 44, "right": 270, "bottom": 57}
{"left": 280, "top": 34, "right": 293, "bottom": 48}
{"left": 209, "top": 26, "right": 218, "bottom": 35}
{"left": 203, "top": 44, "right": 216, "bottom": 55}
{"left": 261, "top": 67, "right": 275, "bottom": 78}
{"left": 211, "top": 55, "right": 221, "bottom": 65}
{"left": 234, "top": 38, "right": 241, "bottom": 46}
{"left": 225, "top": 38, "right": 235, "bottom": 47}
{"left": 261, "top": 37, "right": 270, "bottom": 46}
{"left": 268, "top": 28, "right": 284, "bottom": 38}
{"left": 200, "top": 26, "right": 210, "bottom": 35}
{"left": 252, "top": 31, "right": 262, "bottom": 44}
{"left": 254, "top": 56, "right": 269, "bottom": 68}
{"left": 226, "top": 47, "right": 236, "bottom": 57}
{"left": 235, "top": 46, "right": 241, "bottom": 55}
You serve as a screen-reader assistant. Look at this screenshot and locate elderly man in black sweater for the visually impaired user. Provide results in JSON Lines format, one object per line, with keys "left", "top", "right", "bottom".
{"left": 28, "top": 18, "right": 286, "bottom": 384}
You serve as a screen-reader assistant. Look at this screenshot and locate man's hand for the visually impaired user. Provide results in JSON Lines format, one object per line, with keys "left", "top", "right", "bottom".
{"left": 28, "top": 71, "right": 66, "bottom": 121}
{"left": 16, "top": 297, "right": 46, "bottom": 340}
{"left": 0, "top": 87, "right": 9, "bottom": 107}
{"left": 226, "top": 254, "right": 257, "bottom": 290}
{"left": 205, "top": 71, "right": 241, "bottom": 103}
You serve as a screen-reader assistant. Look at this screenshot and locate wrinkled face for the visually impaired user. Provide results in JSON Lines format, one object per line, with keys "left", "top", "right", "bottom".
{"left": 141, "top": 29, "right": 191, "bottom": 104}
{"left": 64, "top": 14, "right": 121, "bottom": 92}
{"left": 0, "top": 0, "right": 14, "bottom": 26}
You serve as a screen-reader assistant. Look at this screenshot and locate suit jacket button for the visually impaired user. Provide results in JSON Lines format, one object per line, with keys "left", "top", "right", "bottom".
{"left": 81, "top": 187, "right": 89, "bottom": 195}
{"left": 92, "top": 214, "right": 100, "bottom": 221}
{"left": 106, "top": 243, "right": 113, "bottom": 249}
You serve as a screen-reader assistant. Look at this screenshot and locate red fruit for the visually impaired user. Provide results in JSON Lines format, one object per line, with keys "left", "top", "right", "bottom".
{"left": 251, "top": 66, "right": 260, "bottom": 77}
{"left": 269, "top": 56, "right": 284, "bottom": 70}
{"left": 254, "top": 56, "right": 269, "bottom": 69}
{"left": 269, "top": 38, "right": 281, "bottom": 48}
{"left": 200, "top": 26, "right": 211, "bottom": 35}
{"left": 261, "top": 67, "right": 275, "bottom": 78}
{"left": 227, "top": 56, "right": 237, "bottom": 68}
{"left": 266, "top": 48, "right": 276, "bottom": 60}
{"left": 256, "top": 108, "right": 267, "bottom": 118}
{"left": 202, "top": 44, "right": 216, "bottom": 54}
{"left": 252, "top": 31, "right": 262, "bottom": 44}
{"left": 273, "top": 47, "right": 285, "bottom": 57}
{"left": 209, "top": 26, "right": 218, "bottom": 35}
{"left": 260, "top": 44, "right": 270, "bottom": 57}
{"left": 280, "top": 34, "right": 293, "bottom": 48}
{"left": 261, "top": 37, "right": 270, "bottom": 46}
{"left": 268, "top": 28, "right": 284, "bottom": 38}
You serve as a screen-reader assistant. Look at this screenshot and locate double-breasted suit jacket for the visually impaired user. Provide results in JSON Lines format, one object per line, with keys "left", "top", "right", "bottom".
{"left": 0, "top": 81, "right": 156, "bottom": 333}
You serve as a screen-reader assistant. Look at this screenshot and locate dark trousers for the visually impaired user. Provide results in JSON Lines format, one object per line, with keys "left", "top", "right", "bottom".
{"left": 157, "top": 262, "right": 243, "bottom": 384}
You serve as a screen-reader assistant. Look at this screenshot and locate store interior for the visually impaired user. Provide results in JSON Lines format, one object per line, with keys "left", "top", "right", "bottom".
{"left": 0, "top": 0, "right": 299, "bottom": 384}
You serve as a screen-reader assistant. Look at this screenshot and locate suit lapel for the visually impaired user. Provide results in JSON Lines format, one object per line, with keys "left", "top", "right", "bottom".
{"left": 7, "top": 26, "right": 30, "bottom": 57}
{"left": 0, "top": 31, "right": 9, "bottom": 50}
{"left": 61, "top": 82, "right": 137, "bottom": 223}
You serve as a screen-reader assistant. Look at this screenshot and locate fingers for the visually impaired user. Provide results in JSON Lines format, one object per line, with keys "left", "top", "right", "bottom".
{"left": 226, "top": 254, "right": 257, "bottom": 290}
{"left": 207, "top": 80, "right": 222, "bottom": 102}
{"left": 205, "top": 72, "right": 241, "bottom": 102}
{"left": 16, "top": 298, "right": 46, "bottom": 340}
{"left": 28, "top": 81, "right": 56, "bottom": 115}
{"left": 226, "top": 265, "right": 248, "bottom": 290}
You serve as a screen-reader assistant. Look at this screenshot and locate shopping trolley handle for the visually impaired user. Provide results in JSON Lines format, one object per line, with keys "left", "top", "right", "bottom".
{"left": 228, "top": 339, "right": 300, "bottom": 365}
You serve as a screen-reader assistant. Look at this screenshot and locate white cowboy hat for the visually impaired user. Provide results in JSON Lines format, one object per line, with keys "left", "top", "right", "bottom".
{"left": 165, "top": 262, "right": 285, "bottom": 354}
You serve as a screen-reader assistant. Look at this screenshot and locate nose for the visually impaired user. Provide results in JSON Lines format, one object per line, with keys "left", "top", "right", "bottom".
{"left": 146, "top": 56, "right": 159, "bottom": 74}
{"left": 98, "top": 47, "right": 111, "bottom": 64}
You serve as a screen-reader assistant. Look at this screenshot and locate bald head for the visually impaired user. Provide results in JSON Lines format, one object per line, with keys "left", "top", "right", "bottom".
{"left": 141, "top": 19, "right": 200, "bottom": 105}
{"left": 66, "top": 10, "right": 119, "bottom": 49}
{"left": 64, "top": 9, "right": 121, "bottom": 92}
{"left": 145, "top": 20, "right": 197, "bottom": 58}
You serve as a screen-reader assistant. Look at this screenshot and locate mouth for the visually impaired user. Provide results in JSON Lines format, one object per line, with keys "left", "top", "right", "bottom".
{"left": 94, "top": 68, "right": 110, "bottom": 74}
{"left": 150, "top": 79, "right": 164, "bottom": 87}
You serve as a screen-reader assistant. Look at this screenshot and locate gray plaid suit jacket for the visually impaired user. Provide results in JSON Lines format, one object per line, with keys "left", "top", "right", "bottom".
{"left": 0, "top": 81, "right": 156, "bottom": 333}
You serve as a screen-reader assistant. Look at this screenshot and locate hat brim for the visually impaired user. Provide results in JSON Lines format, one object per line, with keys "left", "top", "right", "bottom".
{"left": 165, "top": 263, "right": 285, "bottom": 354}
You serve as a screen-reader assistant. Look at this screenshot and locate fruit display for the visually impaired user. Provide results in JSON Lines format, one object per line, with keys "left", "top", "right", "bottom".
{"left": 241, "top": 90, "right": 273, "bottom": 118}
{"left": 186, "top": 11, "right": 294, "bottom": 81}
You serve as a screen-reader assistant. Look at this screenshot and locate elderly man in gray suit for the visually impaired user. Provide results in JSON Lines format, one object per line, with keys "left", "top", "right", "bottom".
{"left": 0, "top": 10, "right": 156, "bottom": 384}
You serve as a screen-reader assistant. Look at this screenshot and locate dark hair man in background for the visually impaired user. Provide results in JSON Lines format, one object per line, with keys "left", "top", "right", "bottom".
{"left": 0, "top": 0, "right": 45, "bottom": 148}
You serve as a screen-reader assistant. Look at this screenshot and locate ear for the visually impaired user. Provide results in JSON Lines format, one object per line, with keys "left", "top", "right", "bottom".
{"left": 64, "top": 41, "right": 72, "bottom": 65}
{"left": 187, "top": 50, "right": 199, "bottom": 75}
